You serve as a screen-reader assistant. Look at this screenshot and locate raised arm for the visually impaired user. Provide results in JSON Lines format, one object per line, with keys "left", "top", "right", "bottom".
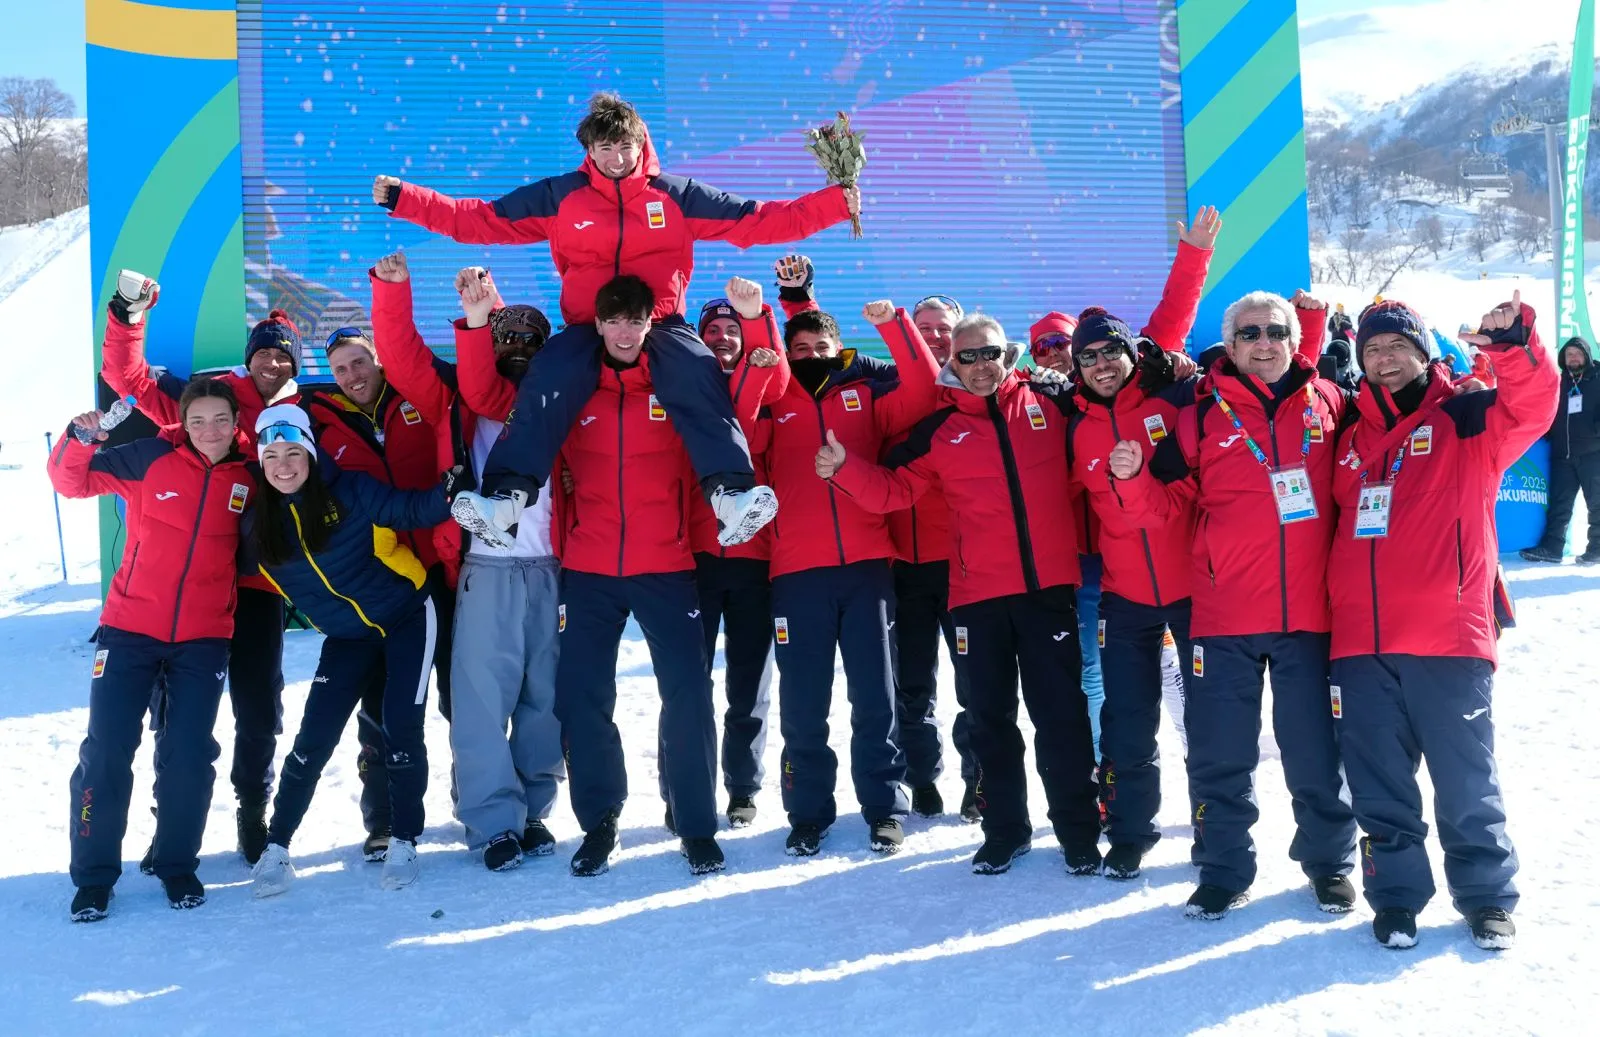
{"left": 100, "top": 311, "right": 183, "bottom": 429}
{"left": 774, "top": 254, "right": 821, "bottom": 321}
{"left": 452, "top": 267, "right": 518, "bottom": 422}
{"left": 369, "top": 254, "right": 457, "bottom": 427}
{"left": 1292, "top": 291, "right": 1329, "bottom": 365}
{"left": 1463, "top": 294, "right": 1561, "bottom": 472}
{"left": 865, "top": 305, "right": 942, "bottom": 438}
{"left": 378, "top": 175, "right": 557, "bottom": 247}
{"left": 677, "top": 179, "right": 853, "bottom": 249}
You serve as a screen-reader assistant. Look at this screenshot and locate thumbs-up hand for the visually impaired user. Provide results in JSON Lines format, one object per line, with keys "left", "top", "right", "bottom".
{"left": 815, "top": 428, "right": 848, "bottom": 479}
{"left": 1462, "top": 289, "right": 1528, "bottom": 350}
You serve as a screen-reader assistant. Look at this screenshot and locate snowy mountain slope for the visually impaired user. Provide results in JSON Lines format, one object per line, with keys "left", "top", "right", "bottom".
{"left": 0, "top": 220, "right": 1596, "bottom": 1034}
{"left": 0, "top": 208, "right": 89, "bottom": 308}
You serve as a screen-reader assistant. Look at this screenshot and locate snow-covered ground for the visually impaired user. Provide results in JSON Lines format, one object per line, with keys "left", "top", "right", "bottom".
{"left": 0, "top": 211, "right": 1597, "bottom": 1034}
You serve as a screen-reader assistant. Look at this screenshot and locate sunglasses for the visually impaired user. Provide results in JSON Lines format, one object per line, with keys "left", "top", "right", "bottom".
{"left": 257, "top": 422, "right": 313, "bottom": 448}
{"left": 1234, "top": 324, "right": 1292, "bottom": 343}
{"left": 915, "top": 294, "right": 963, "bottom": 316}
{"left": 1031, "top": 333, "right": 1071, "bottom": 355}
{"left": 497, "top": 328, "right": 546, "bottom": 346}
{"left": 1075, "top": 343, "right": 1129, "bottom": 368}
{"left": 324, "top": 326, "right": 366, "bottom": 349}
{"left": 955, "top": 345, "right": 1004, "bottom": 365}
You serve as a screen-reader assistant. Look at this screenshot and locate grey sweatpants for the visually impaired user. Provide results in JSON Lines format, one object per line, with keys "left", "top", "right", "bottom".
{"left": 450, "top": 554, "right": 566, "bottom": 849}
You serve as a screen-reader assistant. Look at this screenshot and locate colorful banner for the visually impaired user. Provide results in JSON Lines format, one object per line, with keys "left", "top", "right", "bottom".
{"left": 1560, "top": 0, "right": 1596, "bottom": 347}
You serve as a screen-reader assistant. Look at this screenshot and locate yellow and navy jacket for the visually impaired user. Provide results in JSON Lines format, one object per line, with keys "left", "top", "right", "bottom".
{"left": 246, "top": 461, "right": 449, "bottom": 640}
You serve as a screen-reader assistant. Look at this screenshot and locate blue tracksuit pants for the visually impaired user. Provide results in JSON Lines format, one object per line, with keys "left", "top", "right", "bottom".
{"left": 1331, "top": 654, "right": 1519, "bottom": 916}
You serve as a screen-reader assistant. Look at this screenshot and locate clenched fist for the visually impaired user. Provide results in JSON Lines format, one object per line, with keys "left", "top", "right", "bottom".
{"left": 1291, "top": 289, "right": 1328, "bottom": 311}
{"left": 1107, "top": 439, "right": 1144, "bottom": 480}
{"left": 844, "top": 186, "right": 861, "bottom": 216}
{"left": 862, "top": 300, "right": 896, "bottom": 326}
{"left": 456, "top": 266, "right": 499, "bottom": 328}
{"left": 815, "top": 428, "right": 848, "bottom": 479}
{"left": 373, "top": 175, "right": 403, "bottom": 206}
{"left": 749, "top": 347, "right": 779, "bottom": 368}
{"left": 726, "top": 276, "right": 763, "bottom": 319}
{"left": 373, "top": 252, "right": 409, "bottom": 283}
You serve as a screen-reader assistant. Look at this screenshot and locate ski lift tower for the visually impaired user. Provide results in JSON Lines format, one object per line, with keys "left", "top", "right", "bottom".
{"left": 1492, "top": 95, "right": 1567, "bottom": 262}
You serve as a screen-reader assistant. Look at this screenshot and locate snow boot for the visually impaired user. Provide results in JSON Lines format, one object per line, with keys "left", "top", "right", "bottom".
{"left": 362, "top": 826, "right": 391, "bottom": 863}
{"left": 784, "top": 823, "right": 830, "bottom": 857}
{"left": 162, "top": 873, "right": 206, "bottom": 910}
{"left": 483, "top": 832, "right": 523, "bottom": 872}
{"left": 1579, "top": 549, "right": 1600, "bottom": 566}
{"left": 1063, "top": 841, "right": 1103, "bottom": 876}
{"left": 710, "top": 485, "right": 778, "bottom": 547}
{"left": 959, "top": 782, "right": 982, "bottom": 824}
{"left": 681, "top": 837, "right": 726, "bottom": 875}
{"left": 1467, "top": 907, "right": 1516, "bottom": 950}
{"left": 70, "top": 886, "right": 112, "bottom": 923}
{"left": 380, "top": 839, "right": 420, "bottom": 890}
{"left": 236, "top": 801, "right": 269, "bottom": 865}
{"left": 1373, "top": 907, "right": 1418, "bottom": 949}
{"left": 725, "top": 795, "right": 758, "bottom": 829}
{"left": 251, "top": 844, "right": 294, "bottom": 899}
{"left": 1185, "top": 883, "right": 1248, "bottom": 920}
{"left": 911, "top": 784, "right": 944, "bottom": 818}
{"left": 868, "top": 818, "right": 904, "bottom": 855}
{"left": 1313, "top": 874, "right": 1357, "bottom": 913}
{"left": 1519, "top": 545, "right": 1563, "bottom": 563}
{"left": 571, "top": 812, "right": 621, "bottom": 877}
{"left": 519, "top": 818, "right": 556, "bottom": 856}
{"left": 1103, "top": 843, "right": 1144, "bottom": 880}
{"left": 971, "top": 828, "right": 1032, "bottom": 875}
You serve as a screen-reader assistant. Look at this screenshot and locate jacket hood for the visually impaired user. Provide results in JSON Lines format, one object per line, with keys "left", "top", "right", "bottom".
{"left": 1561, "top": 336, "right": 1593, "bottom": 374}
{"left": 935, "top": 342, "right": 1024, "bottom": 393}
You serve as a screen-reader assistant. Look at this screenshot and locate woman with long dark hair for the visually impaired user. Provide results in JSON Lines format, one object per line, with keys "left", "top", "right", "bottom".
{"left": 242, "top": 406, "right": 453, "bottom": 893}
{"left": 49, "top": 379, "right": 249, "bottom": 922}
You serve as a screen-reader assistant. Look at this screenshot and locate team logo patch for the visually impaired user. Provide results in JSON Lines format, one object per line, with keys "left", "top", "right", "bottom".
{"left": 1410, "top": 425, "right": 1433, "bottom": 456}
{"left": 558, "top": 604, "right": 566, "bottom": 633}
{"left": 955, "top": 626, "right": 969, "bottom": 655}
{"left": 228, "top": 482, "right": 250, "bottom": 514}
{"left": 1097, "top": 619, "right": 1106, "bottom": 648}
{"left": 1026, "top": 402, "right": 1047, "bottom": 430}
{"left": 841, "top": 388, "right": 862, "bottom": 412}
{"left": 1143, "top": 413, "right": 1168, "bottom": 443}
{"left": 1192, "top": 644, "right": 1204, "bottom": 678}
{"left": 646, "top": 200, "right": 666, "bottom": 229}
{"left": 1330, "top": 685, "right": 1343, "bottom": 719}
{"left": 399, "top": 401, "right": 422, "bottom": 426}
{"left": 774, "top": 617, "right": 790, "bottom": 644}
{"left": 92, "top": 649, "right": 108, "bottom": 679}
{"left": 648, "top": 394, "right": 667, "bottom": 421}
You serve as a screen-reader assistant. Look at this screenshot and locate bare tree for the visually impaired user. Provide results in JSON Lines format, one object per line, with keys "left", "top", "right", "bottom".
{"left": 0, "top": 78, "right": 83, "bottom": 226}
{"left": 1418, "top": 214, "right": 1446, "bottom": 259}
{"left": 1469, "top": 213, "right": 1496, "bottom": 262}
{"left": 1511, "top": 210, "right": 1547, "bottom": 262}
{"left": 1338, "top": 226, "right": 1368, "bottom": 286}
{"left": 1374, "top": 241, "right": 1428, "bottom": 296}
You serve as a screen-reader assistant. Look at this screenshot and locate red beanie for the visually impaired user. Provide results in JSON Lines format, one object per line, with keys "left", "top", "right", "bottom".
{"left": 1030, "top": 311, "right": 1077, "bottom": 354}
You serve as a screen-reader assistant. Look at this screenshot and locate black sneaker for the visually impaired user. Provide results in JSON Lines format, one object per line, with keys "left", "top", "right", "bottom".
{"left": 681, "top": 837, "right": 726, "bottom": 875}
{"left": 1520, "top": 545, "right": 1563, "bottom": 563}
{"left": 869, "top": 818, "right": 905, "bottom": 854}
{"left": 1063, "top": 842, "right": 1103, "bottom": 876}
{"left": 971, "top": 830, "right": 1032, "bottom": 874}
{"left": 70, "top": 885, "right": 112, "bottom": 923}
{"left": 236, "top": 802, "right": 269, "bottom": 866}
{"left": 1185, "top": 883, "right": 1248, "bottom": 919}
{"left": 162, "top": 873, "right": 206, "bottom": 910}
{"left": 518, "top": 818, "right": 556, "bottom": 856}
{"left": 911, "top": 785, "right": 944, "bottom": 818}
{"left": 1579, "top": 549, "right": 1600, "bottom": 566}
{"left": 1467, "top": 907, "right": 1516, "bottom": 950}
{"left": 483, "top": 832, "right": 523, "bottom": 872}
{"left": 726, "top": 795, "right": 757, "bottom": 829}
{"left": 570, "top": 813, "right": 621, "bottom": 877}
{"left": 1104, "top": 843, "right": 1144, "bottom": 880}
{"left": 959, "top": 783, "right": 982, "bottom": 824}
{"left": 1373, "top": 907, "right": 1418, "bottom": 948}
{"left": 1313, "top": 874, "right": 1357, "bottom": 913}
{"left": 362, "top": 827, "right": 391, "bottom": 863}
{"left": 663, "top": 804, "right": 677, "bottom": 836}
{"left": 784, "top": 823, "right": 830, "bottom": 857}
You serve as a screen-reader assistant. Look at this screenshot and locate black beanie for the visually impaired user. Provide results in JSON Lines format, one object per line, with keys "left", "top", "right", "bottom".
{"left": 1356, "top": 300, "right": 1430, "bottom": 362}
{"left": 245, "top": 310, "right": 302, "bottom": 376}
{"left": 1070, "top": 306, "right": 1135, "bottom": 357}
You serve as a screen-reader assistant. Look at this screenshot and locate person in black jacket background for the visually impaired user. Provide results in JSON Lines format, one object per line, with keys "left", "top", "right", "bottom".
{"left": 1522, "top": 337, "right": 1600, "bottom": 565}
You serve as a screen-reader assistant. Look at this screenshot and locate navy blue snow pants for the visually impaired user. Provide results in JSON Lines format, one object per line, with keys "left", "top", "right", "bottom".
{"left": 770, "top": 560, "right": 909, "bottom": 828}
{"left": 694, "top": 552, "right": 773, "bottom": 798}
{"left": 225, "top": 586, "right": 285, "bottom": 809}
{"left": 70, "top": 626, "right": 228, "bottom": 888}
{"left": 950, "top": 586, "right": 1101, "bottom": 848}
{"left": 267, "top": 599, "right": 438, "bottom": 847}
{"left": 1186, "top": 632, "right": 1357, "bottom": 892}
{"left": 1098, "top": 592, "right": 1194, "bottom": 852}
{"left": 891, "top": 559, "right": 976, "bottom": 786}
{"left": 557, "top": 569, "right": 718, "bottom": 840}
{"left": 1331, "top": 654, "right": 1519, "bottom": 916}
{"left": 483, "top": 315, "right": 754, "bottom": 497}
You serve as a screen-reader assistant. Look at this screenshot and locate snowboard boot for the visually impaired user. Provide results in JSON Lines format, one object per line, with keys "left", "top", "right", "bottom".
{"left": 571, "top": 812, "right": 621, "bottom": 877}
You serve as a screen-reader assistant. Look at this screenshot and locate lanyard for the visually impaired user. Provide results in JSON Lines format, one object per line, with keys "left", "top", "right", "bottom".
{"left": 1211, "top": 384, "right": 1314, "bottom": 470}
{"left": 1359, "top": 438, "right": 1408, "bottom": 485}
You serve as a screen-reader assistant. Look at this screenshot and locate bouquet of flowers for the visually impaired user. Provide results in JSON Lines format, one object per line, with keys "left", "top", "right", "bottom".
{"left": 804, "top": 111, "right": 867, "bottom": 238}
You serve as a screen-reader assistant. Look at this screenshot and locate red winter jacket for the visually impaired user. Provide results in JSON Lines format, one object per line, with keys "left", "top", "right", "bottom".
{"left": 756, "top": 310, "right": 941, "bottom": 579}
{"left": 386, "top": 132, "right": 851, "bottom": 326}
{"left": 1329, "top": 311, "right": 1557, "bottom": 665}
{"left": 367, "top": 271, "right": 475, "bottom": 586}
{"left": 1068, "top": 381, "right": 1194, "bottom": 607}
{"left": 829, "top": 361, "right": 1082, "bottom": 609}
{"left": 554, "top": 352, "right": 697, "bottom": 577}
{"left": 688, "top": 305, "right": 788, "bottom": 562}
{"left": 50, "top": 427, "right": 251, "bottom": 642}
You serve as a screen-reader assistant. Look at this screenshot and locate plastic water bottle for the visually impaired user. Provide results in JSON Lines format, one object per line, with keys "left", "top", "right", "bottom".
{"left": 75, "top": 395, "right": 137, "bottom": 445}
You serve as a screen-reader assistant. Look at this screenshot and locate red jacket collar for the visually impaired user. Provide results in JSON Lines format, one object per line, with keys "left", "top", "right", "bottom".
{"left": 1355, "top": 362, "right": 1455, "bottom": 429}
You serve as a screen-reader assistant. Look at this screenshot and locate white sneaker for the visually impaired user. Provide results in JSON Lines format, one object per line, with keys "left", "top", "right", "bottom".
{"left": 250, "top": 843, "right": 294, "bottom": 899}
{"left": 451, "top": 490, "right": 526, "bottom": 550}
{"left": 711, "top": 485, "right": 779, "bottom": 547}
{"left": 380, "top": 838, "right": 420, "bottom": 890}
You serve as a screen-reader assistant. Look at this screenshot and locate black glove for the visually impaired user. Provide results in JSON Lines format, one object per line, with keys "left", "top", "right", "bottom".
{"left": 1135, "top": 336, "right": 1176, "bottom": 392}
{"left": 441, "top": 464, "right": 475, "bottom": 502}
{"left": 1476, "top": 313, "right": 1530, "bottom": 352}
